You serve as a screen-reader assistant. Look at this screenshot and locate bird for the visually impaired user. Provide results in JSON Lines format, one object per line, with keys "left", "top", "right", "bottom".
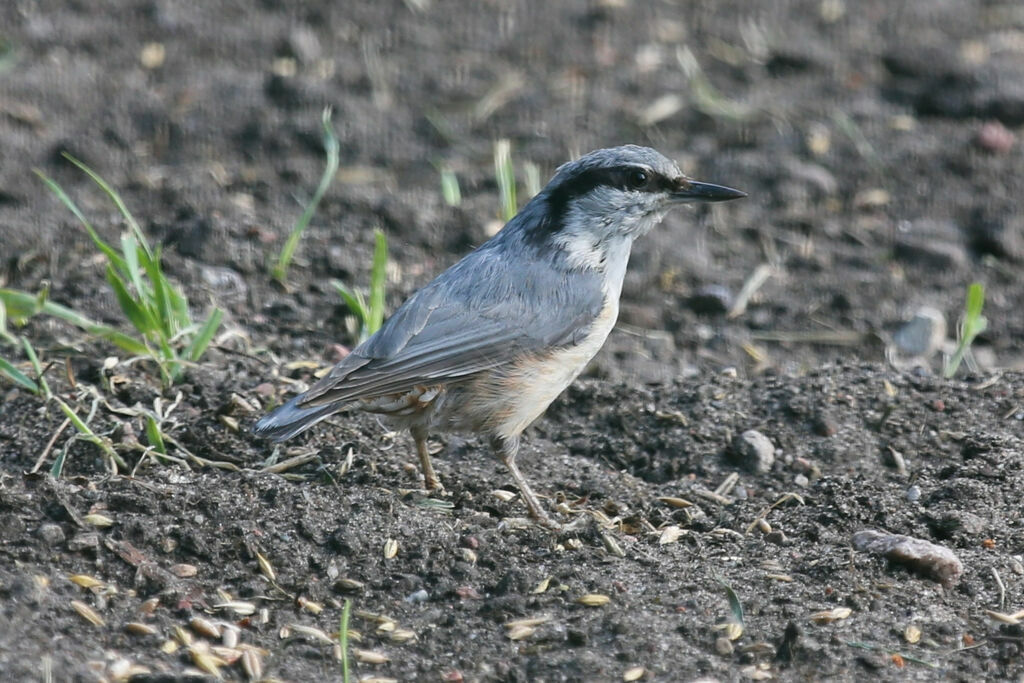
{"left": 254, "top": 145, "right": 745, "bottom": 527}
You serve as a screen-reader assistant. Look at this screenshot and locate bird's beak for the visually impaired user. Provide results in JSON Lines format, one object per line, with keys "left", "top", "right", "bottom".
{"left": 671, "top": 179, "right": 747, "bottom": 203}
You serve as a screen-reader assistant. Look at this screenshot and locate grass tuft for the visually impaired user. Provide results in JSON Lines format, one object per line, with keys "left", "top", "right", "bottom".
{"left": 272, "top": 107, "right": 340, "bottom": 284}
{"left": 333, "top": 229, "right": 389, "bottom": 344}
{"left": 9, "top": 156, "right": 224, "bottom": 386}
{"left": 944, "top": 282, "right": 987, "bottom": 378}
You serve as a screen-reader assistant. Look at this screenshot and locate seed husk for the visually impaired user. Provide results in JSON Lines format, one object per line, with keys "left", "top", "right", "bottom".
{"left": 240, "top": 649, "right": 263, "bottom": 681}
{"left": 658, "top": 525, "right": 684, "bottom": 545}
{"left": 215, "top": 601, "right": 256, "bottom": 616}
{"left": 159, "top": 639, "right": 179, "bottom": 654}
{"left": 125, "top": 622, "right": 158, "bottom": 636}
{"left": 354, "top": 648, "right": 390, "bottom": 664}
{"left": 505, "top": 615, "right": 552, "bottom": 629}
{"left": 810, "top": 607, "right": 852, "bottom": 624}
{"left": 506, "top": 624, "right": 535, "bottom": 640}
{"left": 336, "top": 578, "right": 365, "bottom": 591}
{"left": 532, "top": 577, "right": 551, "bottom": 594}
{"left": 904, "top": 624, "right": 922, "bottom": 643}
{"left": 390, "top": 628, "right": 416, "bottom": 643}
{"left": 601, "top": 533, "right": 625, "bottom": 557}
{"left": 298, "top": 596, "right": 323, "bottom": 615}
{"left": 256, "top": 551, "right": 275, "bottom": 581}
{"left": 222, "top": 626, "right": 239, "bottom": 648}
{"left": 83, "top": 513, "right": 114, "bottom": 527}
{"left": 171, "top": 563, "right": 198, "bottom": 578}
{"left": 189, "top": 643, "right": 226, "bottom": 678}
{"left": 491, "top": 489, "right": 517, "bottom": 502}
{"left": 173, "top": 625, "right": 194, "bottom": 646}
{"left": 384, "top": 539, "right": 399, "bottom": 559}
{"left": 139, "top": 597, "right": 160, "bottom": 614}
{"left": 289, "top": 623, "right": 335, "bottom": 644}
{"left": 576, "top": 594, "right": 610, "bottom": 607}
{"left": 623, "top": 666, "right": 646, "bottom": 681}
{"left": 68, "top": 574, "right": 104, "bottom": 589}
{"left": 657, "top": 496, "right": 692, "bottom": 508}
{"left": 191, "top": 616, "right": 222, "bottom": 639}
{"left": 71, "top": 600, "right": 105, "bottom": 626}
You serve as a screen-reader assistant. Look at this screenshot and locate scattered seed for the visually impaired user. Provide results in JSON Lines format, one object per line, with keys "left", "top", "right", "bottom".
{"left": 461, "top": 548, "right": 478, "bottom": 564}
{"left": 623, "top": 666, "right": 646, "bottom": 681}
{"left": 125, "top": 622, "right": 158, "bottom": 636}
{"left": 532, "top": 577, "right": 551, "bottom": 594}
{"left": 360, "top": 678, "right": 399, "bottom": 683}
{"left": 332, "top": 643, "right": 343, "bottom": 662}
{"left": 219, "top": 415, "right": 240, "bottom": 432}
{"left": 189, "top": 643, "right": 227, "bottom": 678}
{"left": 171, "top": 563, "right": 198, "bottom": 578}
{"left": 720, "top": 621, "right": 744, "bottom": 640}
{"left": 68, "top": 574, "right": 104, "bottom": 589}
{"left": 505, "top": 615, "right": 552, "bottom": 629}
{"left": 160, "top": 639, "right": 179, "bottom": 654}
{"left": 298, "top": 596, "right": 323, "bottom": 615}
{"left": 336, "top": 578, "right": 365, "bottom": 591}
{"left": 210, "top": 645, "right": 242, "bottom": 665}
{"left": 278, "top": 625, "right": 291, "bottom": 639}
{"left": 506, "top": 624, "right": 535, "bottom": 640}
{"left": 601, "top": 533, "right": 625, "bottom": 557}
{"left": 216, "top": 588, "right": 233, "bottom": 602}
{"left": 810, "top": 607, "right": 852, "bottom": 624}
{"left": 904, "top": 624, "right": 922, "bottom": 643}
{"left": 576, "top": 594, "right": 610, "bottom": 607}
{"left": 222, "top": 626, "right": 239, "bottom": 648}
{"left": 657, "top": 496, "right": 693, "bottom": 508}
{"left": 83, "top": 514, "right": 114, "bottom": 528}
{"left": 658, "top": 525, "right": 684, "bottom": 545}
{"left": 384, "top": 539, "right": 399, "bottom": 559}
{"left": 191, "top": 617, "right": 222, "bottom": 639}
{"left": 289, "top": 623, "right": 335, "bottom": 644}
{"left": 139, "top": 597, "right": 160, "bottom": 614}
{"left": 390, "top": 628, "right": 416, "bottom": 643}
{"left": 256, "top": 551, "right": 275, "bottom": 581}
{"left": 258, "top": 608, "right": 270, "bottom": 624}
{"left": 354, "top": 649, "right": 390, "bottom": 664}
{"left": 240, "top": 649, "right": 263, "bottom": 681}
{"left": 491, "top": 489, "right": 517, "bottom": 503}
{"left": 756, "top": 518, "right": 772, "bottom": 534}
{"left": 985, "top": 610, "right": 1021, "bottom": 625}
{"left": 174, "top": 625, "right": 194, "bottom": 646}
{"left": 376, "top": 620, "right": 397, "bottom": 633}
{"left": 71, "top": 600, "right": 105, "bottom": 626}
{"left": 215, "top": 601, "right": 257, "bottom": 616}
{"left": 565, "top": 538, "right": 583, "bottom": 550}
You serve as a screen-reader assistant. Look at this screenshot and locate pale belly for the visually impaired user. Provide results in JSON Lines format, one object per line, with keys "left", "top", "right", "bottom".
{"left": 452, "top": 295, "right": 619, "bottom": 439}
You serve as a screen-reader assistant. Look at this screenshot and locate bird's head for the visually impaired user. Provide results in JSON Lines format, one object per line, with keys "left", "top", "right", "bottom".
{"left": 517, "top": 145, "right": 745, "bottom": 268}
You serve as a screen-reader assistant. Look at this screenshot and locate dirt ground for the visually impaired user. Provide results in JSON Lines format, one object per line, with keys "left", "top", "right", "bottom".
{"left": 2, "top": 1, "right": 1024, "bottom": 681}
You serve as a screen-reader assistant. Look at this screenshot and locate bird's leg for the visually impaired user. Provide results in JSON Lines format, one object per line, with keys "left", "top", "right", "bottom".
{"left": 411, "top": 426, "right": 443, "bottom": 491}
{"left": 492, "top": 435, "right": 558, "bottom": 529}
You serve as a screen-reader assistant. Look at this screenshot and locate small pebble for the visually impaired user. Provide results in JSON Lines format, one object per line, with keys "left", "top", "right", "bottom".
{"left": 37, "top": 523, "right": 65, "bottom": 547}
{"left": 715, "top": 636, "right": 734, "bottom": 656}
{"left": 976, "top": 120, "right": 1015, "bottom": 154}
{"left": 905, "top": 485, "right": 921, "bottom": 503}
{"left": 728, "top": 430, "right": 776, "bottom": 474}
{"left": 892, "top": 307, "right": 947, "bottom": 358}
{"left": 405, "top": 589, "right": 429, "bottom": 603}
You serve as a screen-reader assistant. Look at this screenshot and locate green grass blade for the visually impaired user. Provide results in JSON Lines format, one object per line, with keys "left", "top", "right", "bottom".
{"left": 339, "top": 598, "right": 352, "bottom": 683}
{"left": 494, "top": 139, "right": 517, "bottom": 222}
{"left": 21, "top": 337, "right": 51, "bottom": 398}
{"left": 0, "top": 356, "right": 39, "bottom": 393}
{"left": 272, "top": 107, "right": 340, "bottom": 283}
{"left": 53, "top": 396, "right": 127, "bottom": 474}
{"left": 33, "top": 169, "right": 127, "bottom": 271}
{"left": 185, "top": 308, "right": 223, "bottom": 362}
{"left": 944, "top": 282, "right": 988, "bottom": 378}
{"left": 144, "top": 415, "right": 167, "bottom": 455}
{"left": 367, "top": 229, "right": 388, "bottom": 335}
{"left": 439, "top": 166, "right": 461, "bottom": 206}
{"left": 105, "top": 265, "right": 156, "bottom": 335}
{"left": 333, "top": 282, "right": 369, "bottom": 322}
{"left": 61, "top": 153, "right": 154, "bottom": 260}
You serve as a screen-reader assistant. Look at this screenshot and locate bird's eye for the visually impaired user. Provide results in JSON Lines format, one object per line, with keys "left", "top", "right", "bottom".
{"left": 627, "top": 169, "right": 650, "bottom": 189}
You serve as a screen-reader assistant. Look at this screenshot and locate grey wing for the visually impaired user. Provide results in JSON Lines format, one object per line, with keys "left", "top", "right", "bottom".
{"left": 298, "top": 248, "right": 605, "bottom": 408}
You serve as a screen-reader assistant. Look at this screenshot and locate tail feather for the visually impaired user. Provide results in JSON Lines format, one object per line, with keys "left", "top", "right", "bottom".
{"left": 253, "top": 394, "right": 340, "bottom": 442}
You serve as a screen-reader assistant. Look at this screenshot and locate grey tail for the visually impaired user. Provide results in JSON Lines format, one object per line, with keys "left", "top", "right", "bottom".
{"left": 253, "top": 394, "right": 340, "bottom": 442}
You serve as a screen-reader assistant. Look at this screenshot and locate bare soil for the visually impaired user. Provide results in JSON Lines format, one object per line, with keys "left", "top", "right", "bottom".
{"left": 2, "top": 1, "right": 1023, "bottom": 681}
